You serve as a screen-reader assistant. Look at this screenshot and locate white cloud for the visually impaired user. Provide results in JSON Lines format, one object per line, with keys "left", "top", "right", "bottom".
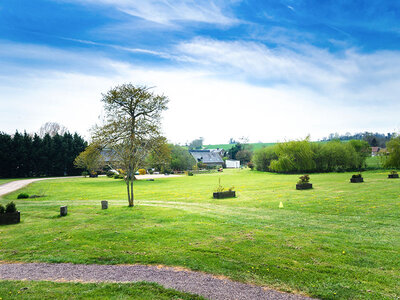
{"left": 67, "top": 0, "right": 239, "bottom": 26}
{"left": 174, "top": 38, "right": 400, "bottom": 106}
{"left": 1, "top": 40, "right": 400, "bottom": 144}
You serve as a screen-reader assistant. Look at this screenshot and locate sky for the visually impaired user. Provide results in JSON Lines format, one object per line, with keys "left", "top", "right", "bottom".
{"left": 1, "top": 0, "right": 400, "bottom": 144}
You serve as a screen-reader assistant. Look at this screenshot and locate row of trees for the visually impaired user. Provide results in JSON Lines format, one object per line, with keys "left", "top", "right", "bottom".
{"left": 321, "top": 131, "right": 395, "bottom": 148}
{"left": 253, "top": 138, "right": 370, "bottom": 173}
{"left": 0, "top": 131, "right": 87, "bottom": 178}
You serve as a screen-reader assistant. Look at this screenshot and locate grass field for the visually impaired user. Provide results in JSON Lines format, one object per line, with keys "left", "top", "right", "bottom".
{"left": 203, "top": 142, "right": 275, "bottom": 151}
{"left": 1, "top": 169, "right": 399, "bottom": 299}
{"left": 0, "top": 179, "right": 22, "bottom": 185}
{"left": 0, "top": 280, "right": 204, "bottom": 299}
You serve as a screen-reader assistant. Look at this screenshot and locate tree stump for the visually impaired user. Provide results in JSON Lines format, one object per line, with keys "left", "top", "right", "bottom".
{"left": 101, "top": 201, "right": 108, "bottom": 209}
{"left": 60, "top": 206, "right": 67, "bottom": 216}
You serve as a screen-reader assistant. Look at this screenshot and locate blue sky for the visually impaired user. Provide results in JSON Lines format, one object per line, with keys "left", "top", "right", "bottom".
{"left": 1, "top": 0, "right": 400, "bottom": 143}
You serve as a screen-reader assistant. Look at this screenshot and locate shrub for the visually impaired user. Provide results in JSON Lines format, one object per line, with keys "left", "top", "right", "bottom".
{"left": 0, "top": 204, "right": 5, "bottom": 214}
{"left": 17, "top": 193, "right": 29, "bottom": 199}
{"left": 106, "top": 170, "right": 115, "bottom": 177}
{"left": 114, "top": 174, "right": 124, "bottom": 179}
{"left": 247, "top": 162, "right": 254, "bottom": 170}
{"left": 5, "top": 202, "right": 17, "bottom": 213}
{"left": 253, "top": 146, "right": 278, "bottom": 171}
{"left": 82, "top": 171, "right": 89, "bottom": 177}
{"left": 384, "top": 135, "right": 400, "bottom": 168}
{"left": 187, "top": 171, "right": 194, "bottom": 176}
{"left": 148, "top": 169, "right": 154, "bottom": 175}
{"left": 138, "top": 169, "right": 146, "bottom": 175}
{"left": 297, "top": 175, "right": 310, "bottom": 184}
{"left": 390, "top": 170, "right": 398, "bottom": 175}
{"left": 116, "top": 169, "right": 126, "bottom": 176}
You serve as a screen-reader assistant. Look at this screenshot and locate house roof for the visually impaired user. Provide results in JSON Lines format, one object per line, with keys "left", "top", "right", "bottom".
{"left": 189, "top": 150, "right": 224, "bottom": 164}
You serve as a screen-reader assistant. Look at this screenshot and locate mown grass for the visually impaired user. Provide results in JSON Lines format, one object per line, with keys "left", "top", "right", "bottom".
{"left": 1, "top": 170, "right": 399, "bottom": 299}
{"left": 0, "top": 179, "right": 23, "bottom": 185}
{"left": 203, "top": 142, "right": 276, "bottom": 151}
{"left": 0, "top": 280, "right": 204, "bottom": 299}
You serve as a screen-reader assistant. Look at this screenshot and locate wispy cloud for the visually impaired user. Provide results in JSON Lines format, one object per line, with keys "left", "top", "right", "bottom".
{"left": 1, "top": 40, "right": 400, "bottom": 142}
{"left": 65, "top": 0, "right": 239, "bottom": 26}
{"left": 174, "top": 37, "right": 400, "bottom": 106}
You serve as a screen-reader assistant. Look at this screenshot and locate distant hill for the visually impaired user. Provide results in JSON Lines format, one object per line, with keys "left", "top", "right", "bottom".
{"left": 203, "top": 143, "right": 276, "bottom": 151}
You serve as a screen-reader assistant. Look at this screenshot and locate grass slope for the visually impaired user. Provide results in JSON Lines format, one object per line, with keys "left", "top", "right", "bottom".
{"left": 203, "top": 143, "right": 275, "bottom": 151}
{"left": 1, "top": 170, "right": 399, "bottom": 299}
{"left": 0, "top": 281, "right": 204, "bottom": 299}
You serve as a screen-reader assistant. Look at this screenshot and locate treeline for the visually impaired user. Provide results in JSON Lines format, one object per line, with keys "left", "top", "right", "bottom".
{"left": 0, "top": 131, "right": 87, "bottom": 178}
{"left": 254, "top": 139, "right": 370, "bottom": 173}
{"left": 321, "top": 132, "right": 395, "bottom": 148}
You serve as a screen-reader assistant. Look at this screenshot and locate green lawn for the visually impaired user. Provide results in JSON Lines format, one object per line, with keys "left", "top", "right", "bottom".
{"left": 1, "top": 170, "right": 399, "bottom": 299}
{"left": 0, "top": 281, "right": 204, "bottom": 299}
{"left": 0, "top": 179, "right": 22, "bottom": 185}
{"left": 366, "top": 156, "right": 382, "bottom": 169}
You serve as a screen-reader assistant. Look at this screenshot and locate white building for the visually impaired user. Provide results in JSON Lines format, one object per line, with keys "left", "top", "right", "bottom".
{"left": 225, "top": 159, "right": 240, "bottom": 168}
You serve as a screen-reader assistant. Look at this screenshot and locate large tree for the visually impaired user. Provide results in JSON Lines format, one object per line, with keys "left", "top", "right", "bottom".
{"left": 93, "top": 84, "right": 169, "bottom": 206}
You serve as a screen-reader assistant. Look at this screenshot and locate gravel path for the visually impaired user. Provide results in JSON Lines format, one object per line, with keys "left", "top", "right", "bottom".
{"left": 0, "top": 178, "right": 58, "bottom": 197}
{"left": 0, "top": 263, "right": 314, "bottom": 300}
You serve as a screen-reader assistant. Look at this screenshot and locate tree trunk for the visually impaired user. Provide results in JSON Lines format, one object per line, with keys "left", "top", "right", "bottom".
{"left": 127, "top": 181, "right": 133, "bottom": 207}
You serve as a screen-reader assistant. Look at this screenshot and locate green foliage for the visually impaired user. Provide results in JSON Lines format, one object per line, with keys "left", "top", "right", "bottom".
{"left": 106, "top": 170, "right": 115, "bottom": 177}
{"left": 188, "top": 138, "right": 203, "bottom": 150}
{"left": 270, "top": 138, "right": 316, "bottom": 173}
{"left": 170, "top": 144, "right": 196, "bottom": 171}
{"left": 0, "top": 131, "right": 86, "bottom": 178}
{"left": 255, "top": 139, "right": 370, "bottom": 173}
{"left": 17, "top": 193, "right": 29, "bottom": 199}
{"left": 5, "top": 201, "right": 17, "bottom": 213}
{"left": 0, "top": 204, "right": 4, "bottom": 214}
{"left": 384, "top": 135, "right": 400, "bottom": 168}
{"left": 253, "top": 146, "right": 278, "bottom": 171}
{"left": 297, "top": 174, "right": 310, "bottom": 184}
{"left": 247, "top": 161, "right": 254, "bottom": 170}
{"left": 81, "top": 171, "right": 89, "bottom": 178}
{"left": 74, "top": 143, "right": 105, "bottom": 174}
{"left": 235, "top": 149, "right": 252, "bottom": 164}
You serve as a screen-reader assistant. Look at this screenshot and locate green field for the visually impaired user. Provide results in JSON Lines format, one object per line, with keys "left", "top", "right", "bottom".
{"left": 1, "top": 170, "right": 399, "bottom": 299}
{"left": 203, "top": 142, "right": 275, "bottom": 151}
{"left": 0, "top": 281, "right": 203, "bottom": 299}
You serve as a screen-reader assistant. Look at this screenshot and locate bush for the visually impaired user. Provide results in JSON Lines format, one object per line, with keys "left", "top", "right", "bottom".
{"left": 148, "top": 169, "right": 154, "bottom": 175}
{"left": 17, "top": 193, "right": 29, "bottom": 199}
{"left": 297, "top": 175, "right": 310, "bottom": 184}
{"left": 114, "top": 174, "right": 124, "bottom": 179}
{"left": 82, "top": 171, "right": 89, "bottom": 177}
{"left": 253, "top": 146, "right": 278, "bottom": 171}
{"left": 254, "top": 139, "right": 369, "bottom": 174}
{"left": 187, "top": 171, "right": 194, "bottom": 176}
{"left": 106, "top": 170, "right": 115, "bottom": 178}
{"left": 138, "top": 169, "right": 146, "bottom": 175}
{"left": 5, "top": 201, "right": 17, "bottom": 213}
{"left": 247, "top": 162, "right": 254, "bottom": 170}
{"left": 0, "top": 204, "right": 5, "bottom": 214}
